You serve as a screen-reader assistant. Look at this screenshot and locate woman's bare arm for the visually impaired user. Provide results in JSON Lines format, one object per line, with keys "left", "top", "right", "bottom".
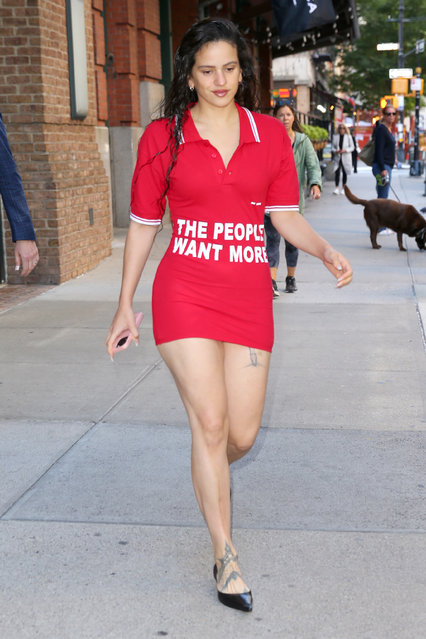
{"left": 270, "top": 210, "right": 352, "bottom": 288}
{"left": 106, "top": 221, "right": 158, "bottom": 358}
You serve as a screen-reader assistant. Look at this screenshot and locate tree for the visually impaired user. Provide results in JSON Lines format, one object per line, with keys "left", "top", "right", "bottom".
{"left": 329, "top": 0, "right": 426, "bottom": 110}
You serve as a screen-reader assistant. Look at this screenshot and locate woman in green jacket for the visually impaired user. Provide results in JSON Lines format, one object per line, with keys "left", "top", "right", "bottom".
{"left": 265, "top": 102, "right": 322, "bottom": 296}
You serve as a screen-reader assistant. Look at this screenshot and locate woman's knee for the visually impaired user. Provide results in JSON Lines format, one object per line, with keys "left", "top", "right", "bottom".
{"left": 194, "top": 412, "right": 228, "bottom": 449}
{"left": 227, "top": 430, "right": 257, "bottom": 458}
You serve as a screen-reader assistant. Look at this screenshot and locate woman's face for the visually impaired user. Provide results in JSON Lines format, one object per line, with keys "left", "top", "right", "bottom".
{"left": 188, "top": 40, "right": 242, "bottom": 109}
{"left": 338, "top": 126, "right": 346, "bottom": 135}
{"left": 275, "top": 105, "right": 294, "bottom": 131}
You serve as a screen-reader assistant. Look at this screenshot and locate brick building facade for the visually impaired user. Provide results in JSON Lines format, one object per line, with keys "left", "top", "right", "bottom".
{"left": 0, "top": 0, "right": 112, "bottom": 284}
{"left": 0, "top": 0, "right": 164, "bottom": 285}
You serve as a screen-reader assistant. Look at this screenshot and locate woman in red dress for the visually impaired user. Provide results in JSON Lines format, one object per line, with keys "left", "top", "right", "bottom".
{"left": 106, "top": 18, "right": 352, "bottom": 613}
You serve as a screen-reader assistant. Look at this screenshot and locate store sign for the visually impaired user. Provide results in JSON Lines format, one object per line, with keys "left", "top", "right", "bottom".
{"left": 334, "top": 106, "right": 343, "bottom": 125}
{"left": 272, "top": 88, "right": 298, "bottom": 100}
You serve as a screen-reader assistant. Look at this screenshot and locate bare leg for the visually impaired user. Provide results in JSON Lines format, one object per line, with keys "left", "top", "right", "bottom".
{"left": 157, "top": 338, "right": 270, "bottom": 595}
{"left": 224, "top": 343, "right": 270, "bottom": 464}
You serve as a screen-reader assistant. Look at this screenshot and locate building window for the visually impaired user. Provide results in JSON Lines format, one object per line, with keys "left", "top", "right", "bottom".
{"left": 66, "top": 0, "right": 89, "bottom": 119}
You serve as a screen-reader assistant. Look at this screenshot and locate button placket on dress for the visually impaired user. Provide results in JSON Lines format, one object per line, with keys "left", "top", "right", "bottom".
{"left": 203, "top": 142, "right": 224, "bottom": 182}
{"left": 202, "top": 140, "right": 239, "bottom": 184}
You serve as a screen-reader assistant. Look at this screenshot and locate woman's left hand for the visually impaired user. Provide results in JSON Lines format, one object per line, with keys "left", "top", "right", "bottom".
{"left": 322, "top": 247, "right": 353, "bottom": 288}
{"left": 310, "top": 185, "right": 321, "bottom": 200}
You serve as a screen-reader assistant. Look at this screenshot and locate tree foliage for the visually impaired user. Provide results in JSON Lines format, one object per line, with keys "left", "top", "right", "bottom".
{"left": 329, "top": 0, "right": 426, "bottom": 109}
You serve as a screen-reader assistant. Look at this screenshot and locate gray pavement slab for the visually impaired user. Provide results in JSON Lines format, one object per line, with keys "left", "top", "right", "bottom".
{"left": 0, "top": 521, "right": 425, "bottom": 639}
{"left": 0, "top": 299, "right": 162, "bottom": 421}
{"left": 264, "top": 367, "right": 426, "bottom": 430}
{"left": 3, "top": 423, "right": 426, "bottom": 533}
{"left": 272, "top": 305, "right": 425, "bottom": 372}
{"left": 0, "top": 359, "right": 162, "bottom": 421}
{"left": 0, "top": 420, "right": 92, "bottom": 515}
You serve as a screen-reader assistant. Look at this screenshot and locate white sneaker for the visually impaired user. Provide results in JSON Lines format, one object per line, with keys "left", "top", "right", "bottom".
{"left": 333, "top": 187, "right": 340, "bottom": 195}
{"left": 340, "top": 188, "right": 345, "bottom": 195}
{"left": 378, "top": 228, "right": 394, "bottom": 235}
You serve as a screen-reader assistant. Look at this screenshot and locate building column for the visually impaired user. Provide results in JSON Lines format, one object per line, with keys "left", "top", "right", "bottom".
{"left": 104, "top": 0, "right": 141, "bottom": 227}
{"left": 104, "top": 0, "right": 163, "bottom": 227}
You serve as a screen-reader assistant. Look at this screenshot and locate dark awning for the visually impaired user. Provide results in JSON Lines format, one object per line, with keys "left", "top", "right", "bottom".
{"left": 272, "top": 0, "right": 337, "bottom": 40}
{"left": 235, "top": 0, "right": 360, "bottom": 57}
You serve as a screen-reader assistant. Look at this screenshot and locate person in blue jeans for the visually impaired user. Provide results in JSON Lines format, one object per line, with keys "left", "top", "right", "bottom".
{"left": 0, "top": 113, "right": 39, "bottom": 276}
{"left": 372, "top": 106, "right": 396, "bottom": 234}
{"left": 265, "top": 101, "right": 322, "bottom": 296}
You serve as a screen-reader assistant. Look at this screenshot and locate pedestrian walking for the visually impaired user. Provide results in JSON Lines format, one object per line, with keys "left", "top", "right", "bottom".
{"left": 351, "top": 128, "right": 359, "bottom": 173}
{"left": 372, "top": 105, "right": 397, "bottom": 235}
{"left": 264, "top": 101, "right": 322, "bottom": 296}
{"left": 106, "top": 17, "right": 352, "bottom": 613}
{"left": 332, "top": 123, "right": 354, "bottom": 194}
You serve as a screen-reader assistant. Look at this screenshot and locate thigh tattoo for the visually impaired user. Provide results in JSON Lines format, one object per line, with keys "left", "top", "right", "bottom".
{"left": 248, "top": 348, "right": 259, "bottom": 367}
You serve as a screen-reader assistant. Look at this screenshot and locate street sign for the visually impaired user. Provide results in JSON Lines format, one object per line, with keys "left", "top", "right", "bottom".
{"left": 377, "top": 42, "right": 399, "bottom": 51}
{"left": 389, "top": 68, "right": 413, "bottom": 79}
{"left": 410, "top": 78, "right": 424, "bottom": 92}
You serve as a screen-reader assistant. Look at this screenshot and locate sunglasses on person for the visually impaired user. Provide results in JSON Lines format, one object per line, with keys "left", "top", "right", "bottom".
{"left": 385, "top": 111, "right": 396, "bottom": 116}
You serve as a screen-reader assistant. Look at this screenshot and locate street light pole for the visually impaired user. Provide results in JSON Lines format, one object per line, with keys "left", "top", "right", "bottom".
{"left": 410, "top": 40, "right": 423, "bottom": 177}
{"left": 388, "top": 7, "right": 426, "bottom": 177}
{"left": 398, "top": 0, "right": 405, "bottom": 69}
{"left": 398, "top": 0, "right": 404, "bottom": 68}
{"left": 396, "top": 0, "right": 405, "bottom": 164}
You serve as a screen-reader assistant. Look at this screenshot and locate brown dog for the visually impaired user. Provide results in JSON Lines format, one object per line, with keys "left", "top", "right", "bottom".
{"left": 344, "top": 185, "right": 426, "bottom": 251}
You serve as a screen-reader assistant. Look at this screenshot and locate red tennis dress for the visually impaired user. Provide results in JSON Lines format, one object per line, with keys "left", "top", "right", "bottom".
{"left": 130, "top": 104, "right": 299, "bottom": 352}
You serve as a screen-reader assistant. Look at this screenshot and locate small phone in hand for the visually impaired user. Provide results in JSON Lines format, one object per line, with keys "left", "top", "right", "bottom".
{"left": 112, "top": 312, "right": 143, "bottom": 354}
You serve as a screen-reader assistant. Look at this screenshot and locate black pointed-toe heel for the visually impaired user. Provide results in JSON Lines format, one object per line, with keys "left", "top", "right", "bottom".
{"left": 213, "top": 564, "right": 253, "bottom": 612}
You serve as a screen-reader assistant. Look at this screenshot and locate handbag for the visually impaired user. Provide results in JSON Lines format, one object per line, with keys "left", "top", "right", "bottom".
{"left": 359, "top": 136, "right": 375, "bottom": 166}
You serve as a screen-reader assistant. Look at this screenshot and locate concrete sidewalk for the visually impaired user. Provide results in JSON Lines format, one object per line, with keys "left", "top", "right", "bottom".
{"left": 1, "top": 166, "right": 426, "bottom": 638}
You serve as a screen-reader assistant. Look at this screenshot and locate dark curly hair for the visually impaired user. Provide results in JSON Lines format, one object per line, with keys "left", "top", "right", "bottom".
{"left": 156, "top": 18, "right": 259, "bottom": 200}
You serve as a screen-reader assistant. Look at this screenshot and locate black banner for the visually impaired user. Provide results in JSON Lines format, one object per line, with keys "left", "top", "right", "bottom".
{"left": 272, "top": 0, "right": 337, "bottom": 39}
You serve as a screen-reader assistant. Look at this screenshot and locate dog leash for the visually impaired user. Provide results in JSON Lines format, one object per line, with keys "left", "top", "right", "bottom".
{"left": 390, "top": 184, "right": 401, "bottom": 202}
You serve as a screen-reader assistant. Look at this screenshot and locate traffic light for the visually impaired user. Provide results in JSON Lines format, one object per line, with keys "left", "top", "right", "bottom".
{"left": 380, "top": 95, "right": 398, "bottom": 109}
{"left": 391, "top": 78, "right": 409, "bottom": 95}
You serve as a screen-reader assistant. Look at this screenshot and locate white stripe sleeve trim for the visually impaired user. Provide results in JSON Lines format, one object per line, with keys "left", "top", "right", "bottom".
{"left": 241, "top": 107, "right": 260, "bottom": 142}
{"left": 265, "top": 205, "right": 299, "bottom": 213}
{"left": 130, "top": 212, "right": 162, "bottom": 226}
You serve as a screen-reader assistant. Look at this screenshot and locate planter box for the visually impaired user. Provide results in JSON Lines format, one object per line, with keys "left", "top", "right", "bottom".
{"left": 312, "top": 141, "right": 327, "bottom": 151}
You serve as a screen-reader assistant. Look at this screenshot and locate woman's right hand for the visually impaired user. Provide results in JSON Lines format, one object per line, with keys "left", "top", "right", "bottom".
{"left": 105, "top": 306, "right": 139, "bottom": 360}
{"left": 310, "top": 185, "right": 321, "bottom": 200}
